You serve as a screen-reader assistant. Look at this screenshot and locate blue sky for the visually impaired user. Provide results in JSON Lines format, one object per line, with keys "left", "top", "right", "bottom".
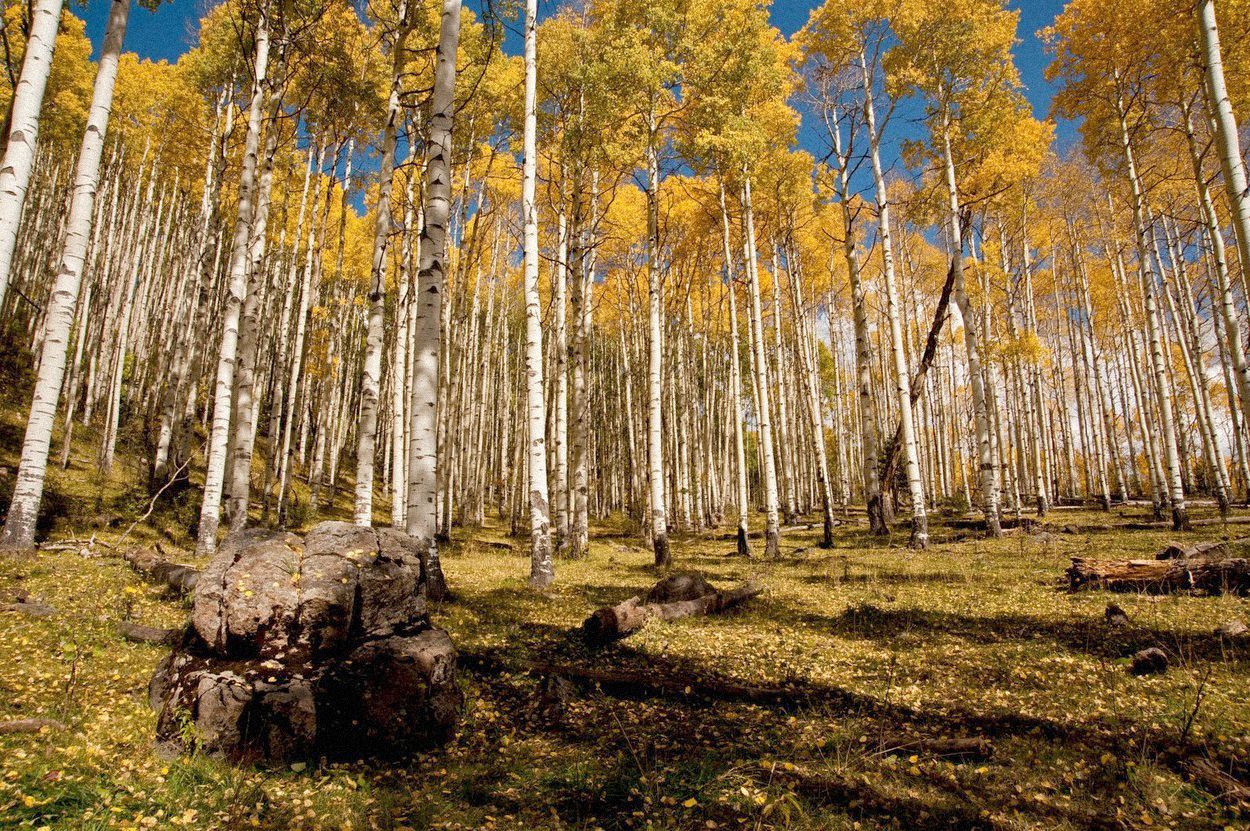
{"left": 77, "top": 0, "right": 1076, "bottom": 173}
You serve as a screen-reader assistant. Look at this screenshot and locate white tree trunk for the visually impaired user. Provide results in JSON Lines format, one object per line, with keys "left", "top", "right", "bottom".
{"left": 861, "top": 53, "right": 927, "bottom": 547}
{"left": 940, "top": 115, "right": 1001, "bottom": 536}
{"left": 1198, "top": 0, "right": 1250, "bottom": 315}
{"left": 0, "top": 0, "right": 130, "bottom": 551}
{"left": 742, "top": 172, "right": 781, "bottom": 558}
{"left": 1116, "top": 83, "right": 1187, "bottom": 530}
{"left": 521, "top": 0, "right": 554, "bottom": 588}
{"left": 195, "top": 10, "right": 271, "bottom": 556}
{"left": 0, "top": 0, "right": 63, "bottom": 311}
{"left": 718, "top": 181, "right": 750, "bottom": 556}
{"left": 406, "top": 0, "right": 460, "bottom": 600}
{"left": 355, "top": 3, "right": 410, "bottom": 526}
{"left": 645, "top": 132, "right": 670, "bottom": 567}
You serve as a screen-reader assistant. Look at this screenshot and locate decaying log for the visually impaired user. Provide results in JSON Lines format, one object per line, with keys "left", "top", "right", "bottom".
{"left": 0, "top": 718, "right": 67, "bottom": 734}
{"left": 123, "top": 545, "right": 200, "bottom": 595}
{"left": 1067, "top": 557, "right": 1250, "bottom": 595}
{"left": 1184, "top": 759, "right": 1250, "bottom": 810}
{"left": 582, "top": 573, "right": 764, "bottom": 644}
{"left": 118, "top": 621, "right": 181, "bottom": 646}
{"left": 1, "top": 600, "right": 57, "bottom": 617}
{"left": 1156, "top": 538, "right": 1249, "bottom": 561}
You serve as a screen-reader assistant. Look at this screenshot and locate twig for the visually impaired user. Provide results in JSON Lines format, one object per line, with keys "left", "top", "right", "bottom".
{"left": 114, "top": 443, "right": 201, "bottom": 551}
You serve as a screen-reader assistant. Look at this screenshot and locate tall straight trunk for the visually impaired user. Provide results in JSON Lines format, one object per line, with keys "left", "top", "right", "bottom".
{"left": 521, "top": 0, "right": 553, "bottom": 588}
{"left": 718, "top": 181, "right": 750, "bottom": 556}
{"left": 225, "top": 92, "right": 282, "bottom": 532}
{"left": 861, "top": 53, "right": 927, "bottom": 546}
{"left": 645, "top": 128, "right": 670, "bottom": 567}
{"left": 196, "top": 10, "right": 271, "bottom": 556}
{"left": 787, "top": 244, "right": 836, "bottom": 548}
{"left": 1198, "top": 0, "right": 1250, "bottom": 307}
{"left": 1115, "top": 80, "right": 1188, "bottom": 530}
{"left": 0, "top": 0, "right": 63, "bottom": 311}
{"left": 0, "top": 0, "right": 130, "bottom": 552}
{"left": 355, "top": 4, "right": 410, "bottom": 526}
{"left": 830, "top": 111, "right": 885, "bottom": 535}
{"left": 569, "top": 197, "right": 591, "bottom": 558}
{"left": 406, "top": 0, "right": 460, "bottom": 600}
{"left": 742, "top": 172, "right": 780, "bottom": 558}
{"left": 1018, "top": 205, "right": 1050, "bottom": 517}
{"left": 939, "top": 111, "right": 1001, "bottom": 536}
{"left": 552, "top": 179, "right": 570, "bottom": 555}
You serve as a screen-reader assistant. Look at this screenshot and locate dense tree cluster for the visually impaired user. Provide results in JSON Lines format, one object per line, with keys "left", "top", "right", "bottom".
{"left": 1, "top": 0, "right": 1249, "bottom": 587}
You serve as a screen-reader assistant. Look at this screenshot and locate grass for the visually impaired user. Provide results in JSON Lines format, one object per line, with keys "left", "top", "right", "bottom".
{"left": 0, "top": 366, "right": 1247, "bottom": 829}
{"left": 1, "top": 503, "right": 1248, "bottom": 830}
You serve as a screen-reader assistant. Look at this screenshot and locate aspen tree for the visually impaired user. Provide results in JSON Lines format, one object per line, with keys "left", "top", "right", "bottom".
{"left": 406, "top": 0, "right": 461, "bottom": 600}
{"left": 0, "top": 0, "right": 63, "bottom": 312}
{"left": 522, "top": 0, "right": 554, "bottom": 588}
{"left": 354, "top": 0, "right": 412, "bottom": 526}
{"left": 196, "top": 8, "right": 271, "bottom": 556}
{"left": 1197, "top": 0, "right": 1250, "bottom": 317}
{"left": 0, "top": 0, "right": 132, "bottom": 552}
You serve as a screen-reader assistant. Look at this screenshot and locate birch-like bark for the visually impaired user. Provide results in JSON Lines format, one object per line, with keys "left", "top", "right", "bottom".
{"left": 355, "top": 2, "right": 410, "bottom": 526}
{"left": 717, "top": 181, "right": 750, "bottom": 556}
{"left": 1198, "top": 0, "right": 1250, "bottom": 313}
{"left": 521, "top": 0, "right": 554, "bottom": 588}
{"left": 0, "top": 0, "right": 63, "bottom": 312}
{"left": 0, "top": 0, "right": 130, "bottom": 551}
{"left": 195, "top": 10, "right": 271, "bottom": 556}
{"left": 645, "top": 123, "right": 670, "bottom": 567}
{"left": 742, "top": 172, "right": 780, "bottom": 558}
{"left": 861, "top": 54, "right": 928, "bottom": 546}
{"left": 940, "top": 110, "right": 1001, "bottom": 536}
{"left": 406, "top": 0, "right": 460, "bottom": 599}
{"left": 1115, "top": 81, "right": 1187, "bottom": 530}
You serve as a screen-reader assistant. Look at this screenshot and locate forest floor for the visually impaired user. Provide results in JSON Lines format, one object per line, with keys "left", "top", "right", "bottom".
{"left": 2, "top": 405, "right": 1250, "bottom": 830}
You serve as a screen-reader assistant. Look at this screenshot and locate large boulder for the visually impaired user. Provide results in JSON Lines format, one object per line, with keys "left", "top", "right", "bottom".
{"left": 151, "top": 522, "right": 460, "bottom": 762}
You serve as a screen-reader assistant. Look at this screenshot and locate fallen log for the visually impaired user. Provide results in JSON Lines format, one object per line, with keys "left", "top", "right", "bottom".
{"left": 0, "top": 718, "right": 67, "bottom": 734}
{"left": 1, "top": 600, "right": 57, "bottom": 617}
{"left": 1156, "top": 539, "right": 1248, "bottom": 561}
{"left": 1067, "top": 557, "right": 1250, "bottom": 595}
{"left": 118, "top": 621, "right": 181, "bottom": 646}
{"left": 582, "top": 573, "right": 764, "bottom": 645}
{"left": 1184, "top": 759, "right": 1250, "bottom": 810}
{"left": 123, "top": 545, "right": 200, "bottom": 595}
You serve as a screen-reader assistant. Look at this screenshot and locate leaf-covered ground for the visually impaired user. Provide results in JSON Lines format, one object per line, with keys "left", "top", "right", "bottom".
{"left": 2, "top": 503, "right": 1248, "bottom": 831}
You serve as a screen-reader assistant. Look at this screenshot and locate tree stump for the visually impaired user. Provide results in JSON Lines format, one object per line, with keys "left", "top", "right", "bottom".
{"left": 149, "top": 522, "right": 461, "bottom": 762}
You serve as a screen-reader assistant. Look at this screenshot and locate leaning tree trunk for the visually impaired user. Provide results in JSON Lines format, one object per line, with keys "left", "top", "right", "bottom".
{"left": 862, "top": 52, "right": 927, "bottom": 548}
{"left": 521, "top": 0, "right": 554, "bottom": 589}
{"left": 355, "top": 3, "right": 411, "bottom": 526}
{"left": 940, "top": 111, "right": 1001, "bottom": 537}
{"left": 0, "top": 0, "right": 130, "bottom": 552}
{"left": 0, "top": 0, "right": 63, "bottom": 312}
{"left": 406, "top": 0, "right": 461, "bottom": 601}
{"left": 1198, "top": 0, "right": 1250, "bottom": 311}
{"left": 195, "top": 10, "right": 271, "bottom": 556}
